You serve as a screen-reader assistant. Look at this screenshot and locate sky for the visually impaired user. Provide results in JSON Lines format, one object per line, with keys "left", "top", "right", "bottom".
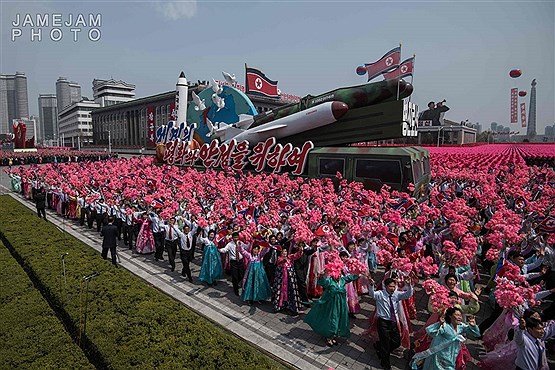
{"left": 1, "top": 0, "right": 554, "bottom": 134}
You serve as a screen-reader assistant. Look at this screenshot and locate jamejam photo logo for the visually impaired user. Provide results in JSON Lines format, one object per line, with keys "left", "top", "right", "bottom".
{"left": 11, "top": 13, "right": 102, "bottom": 42}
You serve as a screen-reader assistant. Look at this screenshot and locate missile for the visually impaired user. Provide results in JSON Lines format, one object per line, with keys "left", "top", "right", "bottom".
{"left": 222, "top": 101, "right": 348, "bottom": 144}
{"left": 251, "top": 78, "right": 413, "bottom": 129}
{"left": 175, "top": 72, "right": 188, "bottom": 125}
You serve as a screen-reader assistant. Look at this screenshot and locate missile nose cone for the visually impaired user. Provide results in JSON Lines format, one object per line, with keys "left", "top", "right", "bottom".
{"left": 331, "top": 101, "right": 349, "bottom": 120}
{"left": 179, "top": 71, "right": 186, "bottom": 78}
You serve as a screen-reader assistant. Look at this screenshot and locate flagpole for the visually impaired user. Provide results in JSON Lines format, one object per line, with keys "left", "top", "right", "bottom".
{"left": 396, "top": 42, "right": 402, "bottom": 101}
{"left": 244, "top": 63, "right": 248, "bottom": 94}
{"left": 408, "top": 54, "right": 415, "bottom": 104}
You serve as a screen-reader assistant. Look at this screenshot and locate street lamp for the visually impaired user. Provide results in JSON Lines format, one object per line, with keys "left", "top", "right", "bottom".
{"left": 437, "top": 127, "right": 444, "bottom": 147}
{"left": 104, "top": 130, "right": 111, "bottom": 153}
{"left": 78, "top": 271, "right": 100, "bottom": 347}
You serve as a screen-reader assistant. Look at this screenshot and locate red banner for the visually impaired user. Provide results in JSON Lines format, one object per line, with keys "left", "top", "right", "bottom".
{"left": 520, "top": 102, "right": 527, "bottom": 128}
{"left": 147, "top": 106, "right": 155, "bottom": 148}
{"left": 510, "top": 88, "right": 518, "bottom": 123}
{"left": 161, "top": 137, "right": 314, "bottom": 176}
{"left": 169, "top": 102, "right": 176, "bottom": 122}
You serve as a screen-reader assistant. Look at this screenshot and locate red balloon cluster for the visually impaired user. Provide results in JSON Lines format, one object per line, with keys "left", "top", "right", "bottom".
{"left": 518, "top": 91, "right": 527, "bottom": 97}
{"left": 509, "top": 69, "right": 522, "bottom": 78}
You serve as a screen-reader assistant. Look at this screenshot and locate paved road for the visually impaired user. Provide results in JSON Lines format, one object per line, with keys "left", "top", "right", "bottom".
{"left": 0, "top": 165, "right": 487, "bottom": 370}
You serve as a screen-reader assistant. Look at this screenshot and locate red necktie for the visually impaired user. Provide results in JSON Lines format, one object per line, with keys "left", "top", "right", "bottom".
{"left": 389, "top": 295, "right": 397, "bottom": 322}
{"left": 169, "top": 226, "right": 173, "bottom": 239}
{"left": 235, "top": 242, "right": 241, "bottom": 260}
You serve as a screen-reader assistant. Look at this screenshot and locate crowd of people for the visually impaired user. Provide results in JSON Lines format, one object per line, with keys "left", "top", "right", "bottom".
{"left": 0, "top": 148, "right": 115, "bottom": 167}
{"left": 5, "top": 143, "right": 555, "bottom": 370}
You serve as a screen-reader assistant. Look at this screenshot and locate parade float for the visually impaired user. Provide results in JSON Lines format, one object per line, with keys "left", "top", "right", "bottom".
{"left": 155, "top": 50, "right": 426, "bottom": 196}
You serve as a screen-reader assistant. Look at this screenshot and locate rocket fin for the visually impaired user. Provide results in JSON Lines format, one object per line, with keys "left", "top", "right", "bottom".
{"left": 236, "top": 114, "right": 255, "bottom": 129}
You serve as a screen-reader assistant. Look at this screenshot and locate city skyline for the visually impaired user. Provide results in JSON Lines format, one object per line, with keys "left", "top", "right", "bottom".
{"left": 1, "top": 1, "right": 554, "bottom": 134}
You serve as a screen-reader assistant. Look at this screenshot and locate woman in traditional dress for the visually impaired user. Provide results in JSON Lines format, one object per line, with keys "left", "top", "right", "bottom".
{"left": 240, "top": 244, "right": 272, "bottom": 305}
{"left": 348, "top": 240, "right": 370, "bottom": 295}
{"left": 339, "top": 251, "right": 361, "bottom": 317}
{"left": 272, "top": 247, "right": 304, "bottom": 314}
{"left": 412, "top": 290, "right": 480, "bottom": 370}
{"left": 411, "top": 307, "right": 480, "bottom": 370}
{"left": 304, "top": 269, "right": 360, "bottom": 347}
{"left": 135, "top": 212, "right": 155, "bottom": 254}
{"left": 198, "top": 229, "right": 224, "bottom": 286}
{"left": 306, "top": 238, "right": 325, "bottom": 299}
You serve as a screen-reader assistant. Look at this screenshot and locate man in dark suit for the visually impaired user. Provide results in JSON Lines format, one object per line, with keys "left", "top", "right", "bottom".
{"left": 292, "top": 239, "right": 316, "bottom": 306}
{"left": 263, "top": 234, "right": 281, "bottom": 285}
{"left": 34, "top": 187, "right": 47, "bottom": 220}
{"left": 101, "top": 216, "right": 119, "bottom": 267}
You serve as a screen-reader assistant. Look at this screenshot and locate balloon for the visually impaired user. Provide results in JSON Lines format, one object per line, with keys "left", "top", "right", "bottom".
{"left": 509, "top": 69, "right": 522, "bottom": 78}
{"left": 518, "top": 91, "right": 527, "bottom": 97}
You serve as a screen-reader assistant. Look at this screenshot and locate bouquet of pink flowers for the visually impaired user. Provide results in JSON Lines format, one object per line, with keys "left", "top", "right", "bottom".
{"left": 344, "top": 257, "right": 367, "bottom": 275}
{"left": 391, "top": 257, "right": 413, "bottom": 274}
{"left": 422, "top": 279, "right": 452, "bottom": 313}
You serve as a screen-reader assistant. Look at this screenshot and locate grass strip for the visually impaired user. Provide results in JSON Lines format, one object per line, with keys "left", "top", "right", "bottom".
{"left": 0, "top": 240, "right": 94, "bottom": 369}
{"left": 0, "top": 195, "right": 288, "bottom": 370}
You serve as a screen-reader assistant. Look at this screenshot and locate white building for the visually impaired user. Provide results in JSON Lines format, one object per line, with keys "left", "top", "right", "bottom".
{"left": 92, "top": 78, "right": 135, "bottom": 107}
{"left": 58, "top": 99, "right": 100, "bottom": 148}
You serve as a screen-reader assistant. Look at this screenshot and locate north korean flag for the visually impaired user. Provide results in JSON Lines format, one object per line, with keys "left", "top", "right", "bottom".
{"left": 356, "top": 47, "right": 401, "bottom": 82}
{"left": 215, "top": 229, "right": 229, "bottom": 244}
{"left": 383, "top": 57, "right": 414, "bottom": 80}
{"left": 538, "top": 215, "right": 555, "bottom": 233}
{"left": 266, "top": 188, "right": 282, "bottom": 198}
{"left": 245, "top": 66, "right": 279, "bottom": 98}
{"left": 353, "top": 191, "right": 370, "bottom": 205}
{"left": 279, "top": 200, "right": 296, "bottom": 214}
{"left": 314, "top": 223, "right": 333, "bottom": 237}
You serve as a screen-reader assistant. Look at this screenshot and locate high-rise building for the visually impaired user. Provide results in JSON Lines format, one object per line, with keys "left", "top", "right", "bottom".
{"left": 490, "top": 122, "right": 498, "bottom": 132}
{"left": 0, "top": 71, "right": 29, "bottom": 134}
{"left": 92, "top": 78, "right": 136, "bottom": 107}
{"left": 544, "top": 125, "right": 554, "bottom": 139}
{"left": 527, "top": 79, "right": 537, "bottom": 139}
{"left": 38, "top": 94, "right": 58, "bottom": 144}
{"left": 56, "top": 77, "right": 81, "bottom": 114}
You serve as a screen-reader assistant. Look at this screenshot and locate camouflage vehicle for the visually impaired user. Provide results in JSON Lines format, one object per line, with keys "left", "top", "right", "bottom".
{"left": 304, "top": 146, "right": 430, "bottom": 198}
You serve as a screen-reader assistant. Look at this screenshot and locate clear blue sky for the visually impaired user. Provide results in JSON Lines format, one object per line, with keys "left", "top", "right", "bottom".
{"left": 2, "top": 0, "right": 554, "bottom": 133}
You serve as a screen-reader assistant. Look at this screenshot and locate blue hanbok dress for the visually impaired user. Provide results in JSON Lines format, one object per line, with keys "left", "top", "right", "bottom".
{"left": 198, "top": 239, "right": 224, "bottom": 285}
{"left": 240, "top": 249, "right": 272, "bottom": 302}
{"left": 411, "top": 321, "right": 480, "bottom": 370}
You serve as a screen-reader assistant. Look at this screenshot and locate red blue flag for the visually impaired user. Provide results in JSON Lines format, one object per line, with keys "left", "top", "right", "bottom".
{"left": 356, "top": 47, "right": 401, "bottom": 82}
{"left": 538, "top": 215, "right": 555, "bottom": 233}
{"left": 383, "top": 57, "right": 414, "bottom": 80}
{"left": 246, "top": 65, "right": 279, "bottom": 98}
{"left": 314, "top": 223, "right": 333, "bottom": 237}
{"left": 279, "top": 200, "right": 296, "bottom": 213}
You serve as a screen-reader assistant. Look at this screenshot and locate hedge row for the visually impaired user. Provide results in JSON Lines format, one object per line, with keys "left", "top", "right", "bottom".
{"left": 0, "top": 196, "right": 287, "bottom": 370}
{"left": 0, "top": 240, "right": 93, "bottom": 369}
